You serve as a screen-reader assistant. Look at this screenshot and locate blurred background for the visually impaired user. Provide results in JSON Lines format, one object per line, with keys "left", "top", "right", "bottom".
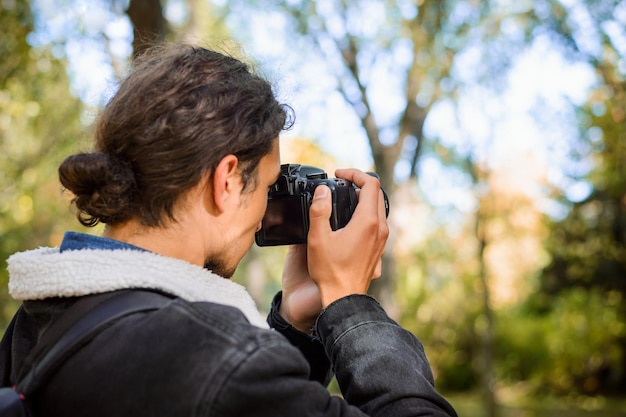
{"left": 1, "top": 0, "right": 625, "bottom": 415}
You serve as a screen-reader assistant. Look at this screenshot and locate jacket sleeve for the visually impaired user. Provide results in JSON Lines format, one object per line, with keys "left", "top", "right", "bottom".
{"left": 316, "top": 295, "right": 458, "bottom": 416}
{"left": 267, "top": 291, "right": 333, "bottom": 385}
{"left": 216, "top": 294, "right": 457, "bottom": 417}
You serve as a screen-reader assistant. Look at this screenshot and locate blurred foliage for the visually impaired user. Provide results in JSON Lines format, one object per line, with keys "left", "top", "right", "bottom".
{"left": 537, "top": 58, "right": 626, "bottom": 394}
{"left": 542, "top": 100, "right": 626, "bottom": 296}
{"left": 0, "top": 0, "right": 90, "bottom": 327}
{"left": 397, "top": 224, "right": 482, "bottom": 392}
{"left": 496, "top": 288, "right": 625, "bottom": 395}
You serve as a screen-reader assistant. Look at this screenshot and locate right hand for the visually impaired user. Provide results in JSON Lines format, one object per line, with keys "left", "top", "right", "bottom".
{"left": 306, "top": 169, "right": 389, "bottom": 307}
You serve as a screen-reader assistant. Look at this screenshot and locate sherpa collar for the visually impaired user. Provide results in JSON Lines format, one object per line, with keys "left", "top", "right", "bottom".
{"left": 7, "top": 247, "right": 268, "bottom": 329}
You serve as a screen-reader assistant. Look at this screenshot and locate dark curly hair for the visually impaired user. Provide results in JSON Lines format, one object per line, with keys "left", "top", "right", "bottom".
{"left": 59, "top": 44, "right": 293, "bottom": 227}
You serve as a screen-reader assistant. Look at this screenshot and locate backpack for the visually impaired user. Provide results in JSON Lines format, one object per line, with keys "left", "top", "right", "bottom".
{"left": 0, "top": 290, "right": 170, "bottom": 417}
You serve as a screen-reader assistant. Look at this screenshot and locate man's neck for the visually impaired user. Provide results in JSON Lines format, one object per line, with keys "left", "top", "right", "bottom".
{"left": 103, "top": 219, "right": 206, "bottom": 267}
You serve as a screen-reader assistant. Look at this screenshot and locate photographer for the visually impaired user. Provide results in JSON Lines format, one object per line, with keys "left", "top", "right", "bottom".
{"left": 1, "top": 44, "right": 457, "bottom": 416}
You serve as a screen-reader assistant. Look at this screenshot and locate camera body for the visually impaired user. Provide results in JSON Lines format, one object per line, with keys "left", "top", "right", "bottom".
{"left": 255, "top": 163, "right": 387, "bottom": 246}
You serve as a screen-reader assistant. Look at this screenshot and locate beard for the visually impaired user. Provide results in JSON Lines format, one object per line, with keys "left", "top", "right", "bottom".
{"left": 203, "top": 257, "right": 236, "bottom": 278}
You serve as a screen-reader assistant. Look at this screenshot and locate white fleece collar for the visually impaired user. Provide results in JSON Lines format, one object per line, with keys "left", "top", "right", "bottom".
{"left": 7, "top": 247, "right": 268, "bottom": 329}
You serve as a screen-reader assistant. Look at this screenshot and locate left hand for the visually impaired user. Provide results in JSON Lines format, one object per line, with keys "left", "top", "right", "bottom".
{"left": 279, "top": 244, "right": 323, "bottom": 334}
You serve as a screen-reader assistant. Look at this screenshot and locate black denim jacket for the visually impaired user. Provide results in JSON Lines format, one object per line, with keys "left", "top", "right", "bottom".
{"left": 3, "top": 290, "right": 457, "bottom": 417}
{"left": 3, "top": 233, "right": 457, "bottom": 416}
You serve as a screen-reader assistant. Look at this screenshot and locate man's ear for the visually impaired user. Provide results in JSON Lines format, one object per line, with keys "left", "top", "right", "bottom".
{"left": 210, "top": 154, "right": 240, "bottom": 213}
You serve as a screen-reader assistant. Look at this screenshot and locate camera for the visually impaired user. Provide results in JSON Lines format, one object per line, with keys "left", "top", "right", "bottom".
{"left": 255, "top": 163, "right": 389, "bottom": 246}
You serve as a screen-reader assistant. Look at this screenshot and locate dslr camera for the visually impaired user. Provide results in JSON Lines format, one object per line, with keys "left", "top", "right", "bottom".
{"left": 255, "top": 163, "right": 389, "bottom": 246}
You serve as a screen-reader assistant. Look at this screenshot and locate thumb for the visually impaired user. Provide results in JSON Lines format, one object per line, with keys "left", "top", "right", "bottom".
{"left": 308, "top": 185, "right": 332, "bottom": 238}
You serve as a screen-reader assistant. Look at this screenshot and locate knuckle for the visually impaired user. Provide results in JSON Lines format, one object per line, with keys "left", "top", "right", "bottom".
{"left": 360, "top": 213, "right": 379, "bottom": 230}
{"left": 363, "top": 175, "right": 380, "bottom": 190}
{"left": 306, "top": 232, "right": 323, "bottom": 249}
{"left": 308, "top": 202, "right": 322, "bottom": 217}
{"left": 309, "top": 202, "right": 329, "bottom": 218}
{"left": 380, "top": 222, "right": 390, "bottom": 239}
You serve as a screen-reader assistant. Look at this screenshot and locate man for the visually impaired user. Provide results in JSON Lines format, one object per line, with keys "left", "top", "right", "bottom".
{"left": 2, "top": 44, "right": 457, "bottom": 416}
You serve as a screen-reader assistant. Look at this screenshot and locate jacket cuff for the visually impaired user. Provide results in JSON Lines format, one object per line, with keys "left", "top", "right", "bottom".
{"left": 314, "top": 294, "right": 393, "bottom": 346}
{"left": 267, "top": 292, "right": 332, "bottom": 385}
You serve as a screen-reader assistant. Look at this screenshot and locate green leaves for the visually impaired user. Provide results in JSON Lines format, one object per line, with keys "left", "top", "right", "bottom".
{"left": 0, "top": 1, "right": 89, "bottom": 327}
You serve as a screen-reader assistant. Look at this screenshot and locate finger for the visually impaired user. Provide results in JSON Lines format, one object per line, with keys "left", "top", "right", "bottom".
{"left": 379, "top": 186, "right": 389, "bottom": 218}
{"left": 335, "top": 169, "right": 381, "bottom": 216}
{"left": 307, "top": 185, "right": 332, "bottom": 243}
{"left": 376, "top": 194, "right": 390, "bottom": 261}
{"left": 335, "top": 168, "right": 381, "bottom": 189}
{"left": 378, "top": 188, "right": 389, "bottom": 225}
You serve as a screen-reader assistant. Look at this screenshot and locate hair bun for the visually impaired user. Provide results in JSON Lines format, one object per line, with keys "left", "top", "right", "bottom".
{"left": 58, "top": 152, "right": 136, "bottom": 226}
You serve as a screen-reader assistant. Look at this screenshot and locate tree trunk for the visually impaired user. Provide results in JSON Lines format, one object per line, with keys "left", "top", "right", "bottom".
{"left": 476, "top": 218, "right": 498, "bottom": 417}
{"left": 367, "top": 147, "right": 400, "bottom": 318}
{"left": 126, "top": 0, "right": 167, "bottom": 58}
{"left": 472, "top": 165, "right": 498, "bottom": 417}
